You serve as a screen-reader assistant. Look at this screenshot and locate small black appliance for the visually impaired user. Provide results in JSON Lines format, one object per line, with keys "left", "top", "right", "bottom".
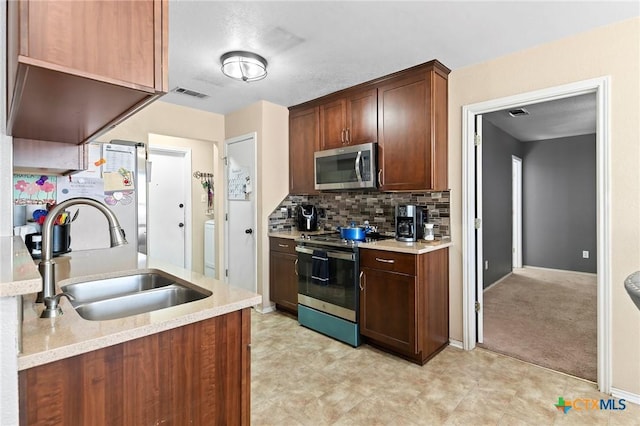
{"left": 296, "top": 204, "right": 318, "bottom": 232}
{"left": 395, "top": 205, "right": 427, "bottom": 242}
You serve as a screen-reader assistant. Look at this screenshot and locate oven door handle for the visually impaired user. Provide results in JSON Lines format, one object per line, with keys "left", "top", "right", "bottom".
{"left": 295, "top": 246, "right": 355, "bottom": 261}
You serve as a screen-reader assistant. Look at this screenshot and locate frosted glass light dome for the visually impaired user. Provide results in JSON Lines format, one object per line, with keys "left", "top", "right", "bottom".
{"left": 220, "top": 51, "right": 268, "bottom": 82}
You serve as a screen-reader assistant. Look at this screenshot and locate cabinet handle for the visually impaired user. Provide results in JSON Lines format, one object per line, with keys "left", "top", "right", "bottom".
{"left": 294, "top": 258, "right": 299, "bottom": 276}
{"left": 278, "top": 243, "right": 289, "bottom": 248}
{"left": 359, "top": 271, "right": 365, "bottom": 291}
{"left": 341, "top": 129, "right": 345, "bottom": 144}
{"left": 346, "top": 128, "right": 350, "bottom": 144}
{"left": 375, "top": 257, "right": 395, "bottom": 264}
{"left": 378, "top": 169, "right": 383, "bottom": 186}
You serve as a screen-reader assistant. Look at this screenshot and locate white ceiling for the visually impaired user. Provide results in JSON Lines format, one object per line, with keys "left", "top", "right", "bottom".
{"left": 163, "top": 1, "right": 639, "bottom": 117}
{"left": 483, "top": 93, "right": 597, "bottom": 142}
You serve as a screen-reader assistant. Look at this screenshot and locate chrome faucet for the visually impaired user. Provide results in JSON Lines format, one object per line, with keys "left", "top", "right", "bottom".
{"left": 39, "top": 197, "right": 128, "bottom": 318}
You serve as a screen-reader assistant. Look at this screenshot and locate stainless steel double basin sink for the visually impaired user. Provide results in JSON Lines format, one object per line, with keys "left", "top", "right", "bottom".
{"left": 61, "top": 270, "right": 212, "bottom": 321}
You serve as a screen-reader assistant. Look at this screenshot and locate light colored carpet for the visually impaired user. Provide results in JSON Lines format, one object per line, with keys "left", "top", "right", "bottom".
{"left": 480, "top": 267, "right": 597, "bottom": 382}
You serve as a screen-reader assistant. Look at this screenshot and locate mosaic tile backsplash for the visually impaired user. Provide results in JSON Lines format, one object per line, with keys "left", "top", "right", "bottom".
{"left": 268, "top": 191, "right": 450, "bottom": 238}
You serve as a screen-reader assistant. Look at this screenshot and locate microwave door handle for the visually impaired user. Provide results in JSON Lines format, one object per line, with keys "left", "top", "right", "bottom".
{"left": 354, "top": 151, "right": 363, "bottom": 183}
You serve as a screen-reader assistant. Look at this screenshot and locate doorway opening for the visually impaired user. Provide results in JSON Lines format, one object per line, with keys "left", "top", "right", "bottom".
{"left": 462, "top": 77, "right": 611, "bottom": 392}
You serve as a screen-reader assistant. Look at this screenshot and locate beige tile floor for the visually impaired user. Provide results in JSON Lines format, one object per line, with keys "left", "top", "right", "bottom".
{"left": 251, "top": 310, "right": 640, "bottom": 425}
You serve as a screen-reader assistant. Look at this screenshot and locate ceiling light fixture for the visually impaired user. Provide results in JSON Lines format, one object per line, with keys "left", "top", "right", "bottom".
{"left": 220, "top": 51, "right": 268, "bottom": 82}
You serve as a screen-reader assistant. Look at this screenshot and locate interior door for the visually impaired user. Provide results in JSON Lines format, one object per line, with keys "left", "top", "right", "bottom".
{"left": 475, "top": 114, "right": 484, "bottom": 343}
{"left": 224, "top": 134, "right": 257, "bottom": 293}
{"left": 148, "top": 148, "right": 188, "bottom": 268}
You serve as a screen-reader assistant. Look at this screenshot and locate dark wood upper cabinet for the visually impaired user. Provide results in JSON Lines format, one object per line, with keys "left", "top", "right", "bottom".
{"left": 288, "top": 60, "right": 449, "bottom": 193}
{"left": 6, "top": 0, "right": 168, "bottom": 145}
{"left": 319, "top": 98, "right": 346, "bottom": 150}
{"left": 347, "top": 89, "right": 377, "bottom": 146}
{"left": 378, "top": 63, "right": 449, "bottom": 191}
{"left": 289, "top": 106, "right": 319, "bottom": 195}
{"left": 319, "top": 89, "right": 377, "bottom": 150}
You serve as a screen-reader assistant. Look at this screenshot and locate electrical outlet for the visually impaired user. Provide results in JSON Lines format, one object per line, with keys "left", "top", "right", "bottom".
{"left": 582, "top": 250, "right": 590, "bottom": 259}
{"left": 280, "top": 207, "right": 288, "bottom": 218}
{"left": 484, "top": 260, "right": 489, "bottom": 270}
{"left": 200, "top": 194, "right": 207, "bottom": 203}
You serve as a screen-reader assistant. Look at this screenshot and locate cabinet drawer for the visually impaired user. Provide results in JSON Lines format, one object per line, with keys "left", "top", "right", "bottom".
{"left": 269, "top": 237, "right": 297, "bottom": 255}
{"left": 360, "top": 249, "right": 415, "bottom": 275}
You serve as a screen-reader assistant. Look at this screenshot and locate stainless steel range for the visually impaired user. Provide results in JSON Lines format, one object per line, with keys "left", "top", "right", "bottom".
{"left": 295, "top": 232, "right": 391, "bottom": 347}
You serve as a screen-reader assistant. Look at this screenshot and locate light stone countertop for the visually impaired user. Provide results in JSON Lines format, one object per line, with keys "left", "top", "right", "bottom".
{"left": 0, "top": 236, "right": 42, "bottom": 297}
{"left": 19, "top": 245, "right": 261, "bottom": 370}
{"left": 358, "top": 238, "right": 452, "bottom": 254}
{"left": 269, "top": 230, "right": 452, "bottom": 254}
{"left": 268, "top": 229, "right": 334, "bottom": 240}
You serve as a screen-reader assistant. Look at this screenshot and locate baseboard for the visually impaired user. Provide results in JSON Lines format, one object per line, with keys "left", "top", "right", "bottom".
{"left": 253, "top": 303, "right": 276, "bottom": 314}
{"left": 522, "top": 265, "right": 597, "bottom": 277}
{"left": 448, "top": 339, "right": 464, "bottom": 349}
{"left": 483, "top": 272, "right": 513, "bottom": 291}
{"left": 611, "top": 387, "right": 640, "bottom": 406}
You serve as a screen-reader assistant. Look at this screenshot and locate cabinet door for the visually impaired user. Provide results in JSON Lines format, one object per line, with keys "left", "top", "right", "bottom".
{"left": 289, "top": 106, "right": 319, "bottom": 194}
{"left": 346, "top": 89, "right": 377, "bottom": 145}
{"left": 319, "top": 99, "right": 347, "bottom": 150}
{"left": 359, "top": 266, "right": 418, "bottom": 355}
{"left": 23, "top": 0, "right": 162, "bottom": 89}
{"left": 269, "top": 251, "right": 299, "bottom": 314}
{"left": 377, "top": 72, "right": 430, "bottom": 191}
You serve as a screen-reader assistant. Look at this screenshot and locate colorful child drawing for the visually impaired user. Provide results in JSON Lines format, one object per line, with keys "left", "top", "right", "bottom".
{"left": 13, "top": 174, "right": 57, "bottom": 205}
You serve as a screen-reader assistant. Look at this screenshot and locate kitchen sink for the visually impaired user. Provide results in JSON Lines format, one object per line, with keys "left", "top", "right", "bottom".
{"left": 61, "top": 271, "right": 212, "bottom": 321}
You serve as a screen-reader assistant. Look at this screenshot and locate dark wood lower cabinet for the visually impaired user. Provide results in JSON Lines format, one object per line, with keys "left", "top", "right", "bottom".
{"left": 269, "top": 237, "right": 299, "bottom": 315}
{"left": 19, "top": 309, "right": 251, "bottom": 426}
{"left": 359, "top": 248, "right": 449, "bottom": 364}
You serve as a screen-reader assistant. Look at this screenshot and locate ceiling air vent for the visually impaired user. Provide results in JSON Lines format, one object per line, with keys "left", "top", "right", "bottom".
{"left": 172, "top": 87, "right": 210, "bottom": 99}
{"left": 508, "top": 108, "right": 529, "bottom": 117}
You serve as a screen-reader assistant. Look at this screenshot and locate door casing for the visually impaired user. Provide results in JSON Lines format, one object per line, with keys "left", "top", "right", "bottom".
{"left": 512, "top": 155, "right": 523, "bottom": 269}
{"left": 461, "top": 76, "right": 611, "bottom": 393}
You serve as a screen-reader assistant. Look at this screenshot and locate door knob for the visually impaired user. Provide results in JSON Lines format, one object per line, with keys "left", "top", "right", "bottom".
{"left": 245, "top": 228, "right": 253, "bottom": 234}
{"left": 178, "top": 223, "right": 184, "bottom": 228}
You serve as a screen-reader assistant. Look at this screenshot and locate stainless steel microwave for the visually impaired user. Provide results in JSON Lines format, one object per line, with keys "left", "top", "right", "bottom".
{"left": 314, "top": 142, "right": 377, "bottom": 190}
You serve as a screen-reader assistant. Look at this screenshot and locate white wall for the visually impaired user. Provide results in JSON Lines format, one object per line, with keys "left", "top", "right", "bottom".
{"left": 448, "top": 17, "right": 640, "bottom": 395}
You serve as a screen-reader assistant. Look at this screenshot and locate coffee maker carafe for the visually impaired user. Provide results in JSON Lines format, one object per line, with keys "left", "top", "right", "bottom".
{"left": 395, "top": 205, "right": 425, "bottom": 242}
{"left": 296, "top": 204, "right": 318, "bottom": 232}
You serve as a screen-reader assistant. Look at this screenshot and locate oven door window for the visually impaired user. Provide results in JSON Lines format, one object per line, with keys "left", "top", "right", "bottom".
{"left": 297, "top": 248, "right": 356, "bottom": 311}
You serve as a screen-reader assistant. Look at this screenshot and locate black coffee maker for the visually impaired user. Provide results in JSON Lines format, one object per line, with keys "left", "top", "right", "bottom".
{"left": 395, "top": 205, "right": 426, "bottom": 242}
{"left": 296, "top": 204, "right": 318, "bottom": 232}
